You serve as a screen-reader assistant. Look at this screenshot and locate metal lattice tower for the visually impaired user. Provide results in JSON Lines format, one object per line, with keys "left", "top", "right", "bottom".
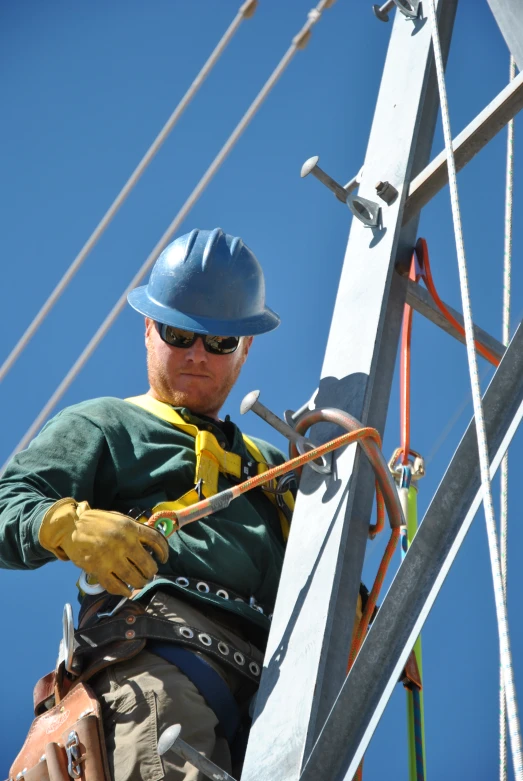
{"left": 239, "top": 1, "right": 523, "bottom": 778}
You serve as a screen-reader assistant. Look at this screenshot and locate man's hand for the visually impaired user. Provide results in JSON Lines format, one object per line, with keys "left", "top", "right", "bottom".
{"left": 39, "top": 498, "right": 169, "bottom": 597}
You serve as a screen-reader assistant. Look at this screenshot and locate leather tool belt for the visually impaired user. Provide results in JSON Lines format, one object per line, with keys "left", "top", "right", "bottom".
{"left": 9, "top": 683, "right": 110, "bottom": 781}
{"left": 33, "top": 593, "right": 263, "bottom": 717}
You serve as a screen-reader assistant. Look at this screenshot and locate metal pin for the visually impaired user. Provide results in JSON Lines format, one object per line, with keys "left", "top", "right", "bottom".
{"left": 158, "top": 725, "right": 237, "bottom": 781}
{"left": 372, "top": 1, "right": 395, "bottom": 21}
{"left": 240, "top": 390, "right": 331, "bottom": 474}
{"left": 301, "top": 156, "right": 349, "bottom": 203}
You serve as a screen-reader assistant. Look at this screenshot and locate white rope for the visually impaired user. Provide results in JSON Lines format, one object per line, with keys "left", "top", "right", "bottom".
{"left": 500, "top": 53, "right": 516, "bottom": 781}
{"left": 426, "top": 3, "right": 523, "bottom": 777}
{"left": 0, "top": 0, "right": 257, "bottom": 385}
{"left": 1, "top": 0, "right": 335, "bottom": 471}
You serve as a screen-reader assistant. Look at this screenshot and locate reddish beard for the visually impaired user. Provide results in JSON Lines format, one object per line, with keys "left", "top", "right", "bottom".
{"left": 146, "top": 340, "right": 245, "bottom": 417}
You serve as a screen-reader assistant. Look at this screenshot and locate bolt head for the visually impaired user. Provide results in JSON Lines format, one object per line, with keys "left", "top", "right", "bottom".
{"left": 372, "top": 4, "right": 389, "bottom": 21}
{"left": 301, "top": 156, "right": 319, "bottom": 178}
{"left": 240, "top": 389, "right": 260, "bottom": 415}
{"left": 158, "top": 724, "right": 182, "bottom": 756}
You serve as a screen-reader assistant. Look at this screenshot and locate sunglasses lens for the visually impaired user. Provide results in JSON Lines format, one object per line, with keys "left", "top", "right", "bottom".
{"left": 158, "top": 323, "right": 240, "bottom": 354}
{"left": 204, "top": 335, "right": 240, "bottom": 355}
{"left": 162, "top": 326, "right": 197, "bottom": 348}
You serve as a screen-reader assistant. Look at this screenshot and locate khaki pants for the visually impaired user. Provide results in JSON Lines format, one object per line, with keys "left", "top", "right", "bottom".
{"left": 91, "top": 594, "right": 263, "bottom": 781}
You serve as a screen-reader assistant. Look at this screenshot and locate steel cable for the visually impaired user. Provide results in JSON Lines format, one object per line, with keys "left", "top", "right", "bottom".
{"left": 1, "top": 0, "right": 336, "bottom": 470}
{"left": 0, "top": 0, "right": 257, "bottom": 385}
{"left": 500, "top": 54, "right": 516, "bottom": 781}
{"left": 427, "top": 2, "right": 523, "bottom": 776}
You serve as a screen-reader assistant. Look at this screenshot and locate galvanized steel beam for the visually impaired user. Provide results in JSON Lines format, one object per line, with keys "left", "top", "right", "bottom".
{"left": 404, "top": 68, "right": 523, "bottom": 224}
{"left": 402, "top": 276, "right": 505, "bottom": 361}
{"left": 241, "top": 3, "right": 457, "bottom": 780}
{"left": 486, "top": 0, "right": 523, "bottom": 71}
{"left": 300, "top": 320, "right": 523, "bottom": 780}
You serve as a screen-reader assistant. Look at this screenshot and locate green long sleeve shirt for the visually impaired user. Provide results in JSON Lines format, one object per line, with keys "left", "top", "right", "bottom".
{"left": 0, "top": 397, "right": 288, "bottom": 634}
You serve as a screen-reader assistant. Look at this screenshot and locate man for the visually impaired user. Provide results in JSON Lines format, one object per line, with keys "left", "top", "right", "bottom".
{"left": 0, "top": 227, "right": 292, "bottom": 781}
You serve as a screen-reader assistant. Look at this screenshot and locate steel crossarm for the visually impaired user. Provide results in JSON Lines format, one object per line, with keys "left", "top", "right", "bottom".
{"left": 299, "top": 320, "right": 523, "bottom": 781}
{"left": 241, "top": 3, "right": 458, "bottom": 780}
{"left": 486, "top": 0, "right": 523, "bottom": 70}
{"left": 404, "top": 69, "right": 523, "bottom": 224}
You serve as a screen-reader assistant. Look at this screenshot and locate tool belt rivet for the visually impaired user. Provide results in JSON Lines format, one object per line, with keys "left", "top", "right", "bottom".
{"left": 126, "top": 615, "right": 136, "bottom": 624}
{"left": 125, "top": 629, "right": 136, "bottom": 639}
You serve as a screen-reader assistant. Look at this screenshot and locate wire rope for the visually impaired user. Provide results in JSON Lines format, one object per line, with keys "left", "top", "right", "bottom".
{"left": 426, "top": 2, "right": 523, "bottom": 776}
{"left": 0, "top": 0, "right": 257, "bottom": 385}
{"left": 500, "top": 53, "right": 516, "bottom": 781}
{"left": 1, "top": 0, "right": 336, "bottom": 471}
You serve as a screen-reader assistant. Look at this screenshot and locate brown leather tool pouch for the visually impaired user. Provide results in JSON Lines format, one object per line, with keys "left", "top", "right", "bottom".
{"left": 9, "top": 684, "right": 110, "bottom": 781}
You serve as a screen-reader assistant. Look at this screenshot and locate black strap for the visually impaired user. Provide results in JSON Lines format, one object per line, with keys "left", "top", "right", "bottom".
{"left": 73, "top": 615, "right": 262, "bottom": 684}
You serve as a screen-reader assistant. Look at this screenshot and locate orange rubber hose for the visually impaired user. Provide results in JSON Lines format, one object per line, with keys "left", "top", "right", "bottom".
{"left": 415, "top": 237, "right": 500, "bottom": 367}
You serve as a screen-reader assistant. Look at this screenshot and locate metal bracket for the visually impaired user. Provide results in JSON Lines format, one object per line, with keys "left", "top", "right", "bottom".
{"left": 347, "top": 194, "right": 381, "bottom": 228}
{"left": 395, "top": 0, "right": 421, "bottom": 19}
{"left": 373, "top": 0, "right": 420, "bottom": 22}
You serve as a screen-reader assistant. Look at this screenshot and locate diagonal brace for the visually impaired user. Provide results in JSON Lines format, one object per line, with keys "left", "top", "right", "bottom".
{"left": 401, "top": 276, "right": 505, "bottom": 361}
{"left": 299, "top": 320, "right": 523, "bottom": 781}
{"left": 404, "top": 69, "right": 523, "bottom": 224}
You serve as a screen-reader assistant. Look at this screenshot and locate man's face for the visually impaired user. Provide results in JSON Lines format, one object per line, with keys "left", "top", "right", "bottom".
{"left": 145, "top": 318, "right": 253, "bottom": 419}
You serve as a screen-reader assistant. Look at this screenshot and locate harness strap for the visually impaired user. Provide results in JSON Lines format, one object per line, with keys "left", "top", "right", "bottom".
{"left": 125, "top": 394, "right": 293, "bottom": 541}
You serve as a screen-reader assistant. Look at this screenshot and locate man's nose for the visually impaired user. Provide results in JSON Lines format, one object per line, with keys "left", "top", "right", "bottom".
{"left": 184, "top": 336, "right": 208, "bottom": 362}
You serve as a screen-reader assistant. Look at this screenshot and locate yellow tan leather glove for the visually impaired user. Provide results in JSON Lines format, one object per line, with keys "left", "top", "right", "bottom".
{"left": 39, "top": 498, "right": 169, "bottom": 597}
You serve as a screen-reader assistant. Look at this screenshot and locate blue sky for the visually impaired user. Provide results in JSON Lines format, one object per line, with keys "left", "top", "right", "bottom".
{"left": 1, "top": 0, "right": 522, "bottom": 777}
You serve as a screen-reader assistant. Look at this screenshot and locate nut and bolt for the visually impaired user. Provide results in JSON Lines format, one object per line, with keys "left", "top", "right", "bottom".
{"left": 125, "top": 630, "right": 136, "bottom": 640}
{"left": 375, "top": 180, "right": 399, "bottom": 205}
{"left": 126, "top": 615, "right": 136, "bottom": 624}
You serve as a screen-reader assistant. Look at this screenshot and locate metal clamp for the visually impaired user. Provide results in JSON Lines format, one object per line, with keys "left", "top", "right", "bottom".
{"left": 65, "top": 731, "right": 82, "bottom": 779}
{"left": 388, "top": 447, "right": 425, "bottom": 481}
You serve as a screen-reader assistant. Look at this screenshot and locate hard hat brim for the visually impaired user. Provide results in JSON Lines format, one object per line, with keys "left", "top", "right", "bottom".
{"left": 128, "top": 286, "right": 280, "bottom": 336}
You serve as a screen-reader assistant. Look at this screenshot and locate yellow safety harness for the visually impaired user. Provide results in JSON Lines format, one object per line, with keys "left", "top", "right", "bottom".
{"left": 126, "top": 395, "right": 294, "bottom": 541}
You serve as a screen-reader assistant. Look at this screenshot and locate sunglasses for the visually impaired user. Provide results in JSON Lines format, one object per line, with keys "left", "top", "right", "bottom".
{"left": 156, "top": 322, "right": 241, "bottom": 355}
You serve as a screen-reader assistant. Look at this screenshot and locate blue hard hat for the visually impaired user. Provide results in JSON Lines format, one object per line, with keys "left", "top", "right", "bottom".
{"left": 128, "top": 228, "right": 280, "bottom": 336}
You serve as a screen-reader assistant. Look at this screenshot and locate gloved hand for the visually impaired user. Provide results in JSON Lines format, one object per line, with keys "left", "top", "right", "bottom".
{"left": 39, "top": 498, "right": 169, "bottom": 597}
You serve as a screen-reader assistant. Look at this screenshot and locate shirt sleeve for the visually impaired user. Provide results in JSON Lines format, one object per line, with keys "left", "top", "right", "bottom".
{"left": 0, "top": 411, "right": 112, "bottom": 570}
